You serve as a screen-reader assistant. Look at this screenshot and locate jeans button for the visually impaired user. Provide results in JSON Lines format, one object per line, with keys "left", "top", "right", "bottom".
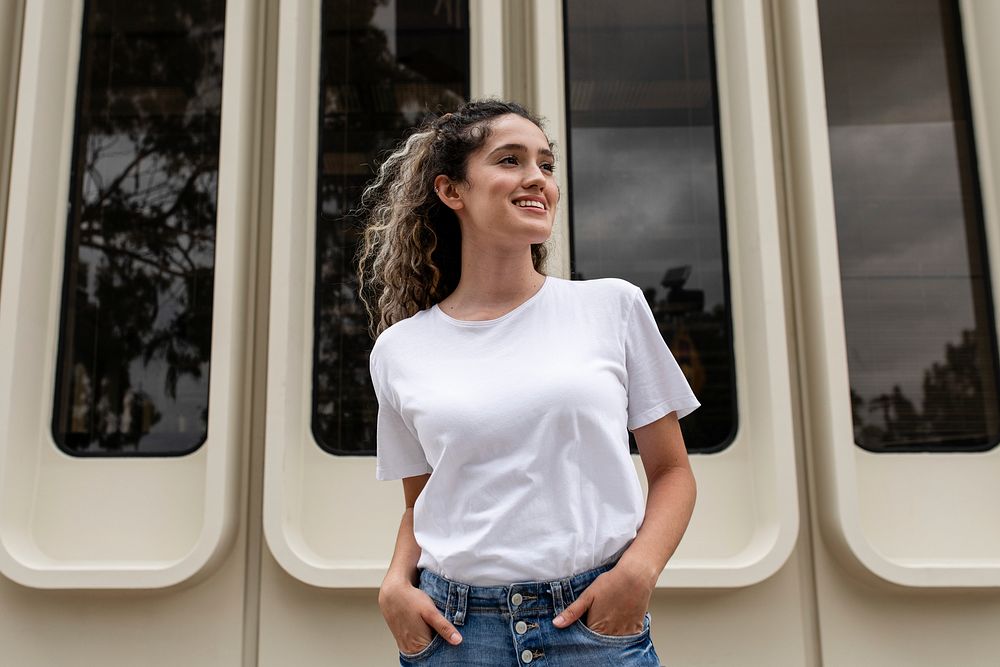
{"left": 521, "top": 649, "right": 533, "bottom": 663}
{"left": 515, "top": 620, "right": 528, "bottom": 634}
{"left": 511, "top": 592, "right": 523, "bottom": 606}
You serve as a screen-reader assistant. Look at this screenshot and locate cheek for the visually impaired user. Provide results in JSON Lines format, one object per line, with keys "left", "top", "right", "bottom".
{"left": 488, "top": 179, "right": 517, "bottom": 203}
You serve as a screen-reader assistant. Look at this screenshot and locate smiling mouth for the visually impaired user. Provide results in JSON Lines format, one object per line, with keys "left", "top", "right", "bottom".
{"left": 512, "top": 202, "right": 547, "bottom": 213}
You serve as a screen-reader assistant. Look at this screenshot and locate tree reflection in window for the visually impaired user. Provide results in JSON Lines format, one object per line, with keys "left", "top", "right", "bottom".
{"left": 313, "top": 0, "right": 469, "bottom": 454}
{"left": 564, "top": 0, "right": 736, "bottom": 453}
{"left": 53, "top": 1, "right": 226, "bottom": 455}
{"left": 819, "top": 0, "right": 1000, "bottom": 452}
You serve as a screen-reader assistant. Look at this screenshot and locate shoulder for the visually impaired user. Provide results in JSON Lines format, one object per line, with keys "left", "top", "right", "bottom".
{"left": 548, "top": 276, "right": 643, "bottom": 336}
{"left": 554, "top": 275, "right": 641, "bottom": 308}
{"left": 370, "top": 307, "right": 434, "bottom": 369}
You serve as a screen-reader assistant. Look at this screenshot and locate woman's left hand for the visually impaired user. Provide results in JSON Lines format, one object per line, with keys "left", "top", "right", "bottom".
{"left": 551, "top": 561, "right": 654, "bottom": 636}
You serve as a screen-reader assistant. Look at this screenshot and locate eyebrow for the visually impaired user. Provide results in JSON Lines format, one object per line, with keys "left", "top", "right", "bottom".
{"left": 487, "top": 143, "right": 556, "bottom": 160}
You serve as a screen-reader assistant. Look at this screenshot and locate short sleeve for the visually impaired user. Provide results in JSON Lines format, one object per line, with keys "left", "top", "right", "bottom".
{"left": 624, "top": 287, "right": 701, "bottom": 431}
{"left": 370, "top": 348, "right": 433, "bottom": 481}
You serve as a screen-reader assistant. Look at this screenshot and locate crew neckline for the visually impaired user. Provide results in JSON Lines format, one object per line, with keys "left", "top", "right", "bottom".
{"left": 432, "top": 275, "right": 552, "bottom": 327}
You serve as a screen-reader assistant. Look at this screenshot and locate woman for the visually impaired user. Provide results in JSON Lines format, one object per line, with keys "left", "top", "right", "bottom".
{"left": 357, "top": 98, "right": 699, "bottom": 666}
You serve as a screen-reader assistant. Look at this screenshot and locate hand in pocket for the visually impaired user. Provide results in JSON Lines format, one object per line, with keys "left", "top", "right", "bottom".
{"left": 378, "top": 580, "right": 463, "bottom": 654}
{"left": 552, "top": 567, "right": 651, "bottom": 636}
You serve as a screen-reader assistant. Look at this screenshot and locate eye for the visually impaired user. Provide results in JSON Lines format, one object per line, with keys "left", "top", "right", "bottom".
{"left": 542, "top": 162, "right": 556, "bottom": 173}
{"left": 499, "top": 155, "right": 519, "bottom": 165}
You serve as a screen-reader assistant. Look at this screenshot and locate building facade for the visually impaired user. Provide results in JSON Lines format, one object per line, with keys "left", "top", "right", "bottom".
{"left": 1, "top": 0, "right": 999, "bottom": 664}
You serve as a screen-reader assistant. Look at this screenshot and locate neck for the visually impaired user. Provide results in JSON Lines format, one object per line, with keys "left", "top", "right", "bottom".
{"left": 450, "top": 247, "right": 542, "bottom": 307}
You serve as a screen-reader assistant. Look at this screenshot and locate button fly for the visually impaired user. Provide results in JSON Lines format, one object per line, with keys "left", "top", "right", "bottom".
{"left": 511, "top": 592, "right": 523, "bottom": 606}
{"left": 515, "top": 620, "right": 528, "bottom": 634}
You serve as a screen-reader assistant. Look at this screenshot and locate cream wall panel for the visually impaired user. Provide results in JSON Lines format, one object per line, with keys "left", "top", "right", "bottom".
{"left": 774, "top": 0, "right": 1000, "bottom": 589}
{"left": 471, "top": 0, "right": 505, "bottom": 100}
{"left": 0, "top": 523, "right": 250, "bottom": 665}
{"left": 257, "top": 526, "right": 820, "bottom": 664}
{"left": 0, "top": 0, "right": 259, "bottom": 588}
{"left": 697, "top": 0, "right": 801, "bottom": 584}
{"left": 667, "top": 0, "right": 800, "bottom": 584}
{"left": 811, "top": 529, "right": 1000, "bottom": 666}
{"left": 771, "top": 0, "right": 1000, "bottom": 661}
{"left": 262, "top": 0, "right": 372, "bottom": 587}
{"left": 652, "top": 554, "right": 815, "bottom": 665}
{"left": 0, "top": 0, "right": 266, "bottom": 653}
{"left": 529, "top": 0, "right": 571, "bottom": 280}
{"left": 257, "top": 550, "right": 394, "bottom": 666}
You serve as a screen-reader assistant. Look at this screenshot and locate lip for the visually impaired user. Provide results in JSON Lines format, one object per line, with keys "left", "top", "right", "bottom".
{"left": 511, "top": 195, "right": 548, "bottom": 212}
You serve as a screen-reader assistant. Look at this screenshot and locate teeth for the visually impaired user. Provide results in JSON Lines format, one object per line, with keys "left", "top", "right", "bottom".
{"left": 514, "top": 200, "right": 545, "bottom": 209}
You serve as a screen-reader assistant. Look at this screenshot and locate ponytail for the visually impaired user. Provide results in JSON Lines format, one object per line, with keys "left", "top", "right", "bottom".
{"left": 355, "top": 98, "right": 552, "bottom": 339}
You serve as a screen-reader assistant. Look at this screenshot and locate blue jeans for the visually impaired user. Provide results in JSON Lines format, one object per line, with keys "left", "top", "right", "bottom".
{"left": 398, "top": 557, "right": 662, "bottom": 666}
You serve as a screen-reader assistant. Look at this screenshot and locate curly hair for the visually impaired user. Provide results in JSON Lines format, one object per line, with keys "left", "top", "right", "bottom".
{"left": 355, "top": 98, "right": 554, "bottom": 340}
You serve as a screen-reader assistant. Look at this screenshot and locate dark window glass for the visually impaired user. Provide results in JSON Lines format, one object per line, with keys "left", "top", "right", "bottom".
{"left": 564, "top": 0, "right": 735, "bottom": 453}
{"left": 818, "top": 0, "right": 1000, "bottom": 452}
{"left": 314, "top": 0, "right": 469, "bottom": 454}
{"left": 53, "top": 1, "right": 226, "bottom": 456}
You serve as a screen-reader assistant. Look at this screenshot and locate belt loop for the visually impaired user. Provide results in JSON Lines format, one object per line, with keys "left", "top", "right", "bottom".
{"left": 550, "top": 579, "right": 569, "bottom": 615}
{"left": 451, "top": 582, "right": 469, "bottom": 626}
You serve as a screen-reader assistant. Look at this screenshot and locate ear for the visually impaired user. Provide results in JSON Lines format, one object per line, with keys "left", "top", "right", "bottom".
{"left": 433, "top": 175, "right": 464, "bottom": 211}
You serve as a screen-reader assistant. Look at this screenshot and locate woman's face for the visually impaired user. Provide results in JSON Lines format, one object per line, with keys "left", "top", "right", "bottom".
{"left": 438, "top": 113, "right": 559, "bottom": 250}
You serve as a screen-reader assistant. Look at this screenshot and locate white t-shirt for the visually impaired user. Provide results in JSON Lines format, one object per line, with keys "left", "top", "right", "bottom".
{"left": 369, "top": 274, "right": 700, "bottom": 585}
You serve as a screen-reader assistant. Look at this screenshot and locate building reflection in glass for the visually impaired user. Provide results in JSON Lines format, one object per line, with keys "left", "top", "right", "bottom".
{"left": 313, "top": 0, "right": 469, "bottom": 454}
{"left": 53, "top": 1, "right": 226, "bottom": 455}
{"left": 819, "top": 0, "right": 1000, "bottom": 451}
{"left": 564, "top": 0, "right": 736, "bottom": 453}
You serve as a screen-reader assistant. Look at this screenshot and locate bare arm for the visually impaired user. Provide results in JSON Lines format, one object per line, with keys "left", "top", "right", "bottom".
{"left": 378, "top": 473, "right": 464, "bottom": 651}
{"left": 381, "top": 473, "right": 430, "bottom": 588}
{"left": 618, "top": 410, "right": 697, "bottom": 586}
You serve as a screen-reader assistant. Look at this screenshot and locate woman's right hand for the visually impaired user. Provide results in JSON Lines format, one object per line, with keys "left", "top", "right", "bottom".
{"left": 378, "top": 578, "right": 463, "bottom": 655}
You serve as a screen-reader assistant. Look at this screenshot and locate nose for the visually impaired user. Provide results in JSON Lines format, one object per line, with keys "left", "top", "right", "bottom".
{"left": 522, "top": 162, "right": 547, "bottom": 190}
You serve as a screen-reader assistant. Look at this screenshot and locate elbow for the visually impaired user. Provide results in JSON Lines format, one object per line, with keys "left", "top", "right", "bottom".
{"left": 674, "top": 465, "right": 698, "bottom": 506}
{"left": 648, "top": 463, "right": 696, "bottom": 491}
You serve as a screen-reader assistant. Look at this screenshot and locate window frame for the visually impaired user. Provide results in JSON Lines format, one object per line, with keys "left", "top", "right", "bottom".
{"left": 773, "top": 0, "right": 1000, "bottom": 587}
{"left": 0, "top": 0, "right": 258, "bottom": 589}
{"left": 263, "top": 0, "right": 506, "bottom": 588}
{"left": 817, "top": 0, "right": 1000, "bottom": 455}
{"left": 50, "top": 0, "right": 229, "bottom": 458}
{"left": 540, "top": 0, "right": 799, "bottom": 587}
{"left": 309, "top": 0, "right": 475, "bottom": 457}
{"left": 559, "top": 0, "right": 740, "bottom": 456}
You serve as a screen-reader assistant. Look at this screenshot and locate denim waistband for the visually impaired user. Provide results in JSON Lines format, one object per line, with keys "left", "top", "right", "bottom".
{"left": 416, "top": 555, "right": 625, "bottom": 625}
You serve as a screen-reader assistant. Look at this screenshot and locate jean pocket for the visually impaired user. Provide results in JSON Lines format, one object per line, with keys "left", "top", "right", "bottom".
{"left": 398, "top": 631, "right": 445, "bottom": 662}
{"left": 399, "top": 597, "right": 450, "bottom": 662}
{"left": 573, "top": 611, "right": 651, "bottom": 645}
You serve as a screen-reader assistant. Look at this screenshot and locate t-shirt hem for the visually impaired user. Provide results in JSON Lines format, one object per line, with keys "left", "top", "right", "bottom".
{"left": 627, "top": 395, "right": 701, "bottom": 431}
{"left": 375, "top": 462, "right": 433, "bottom": 481}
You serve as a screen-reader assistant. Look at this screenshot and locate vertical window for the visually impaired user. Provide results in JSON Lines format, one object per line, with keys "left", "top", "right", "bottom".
{"left": 53, "top": 1, "right": 226, "bottom": 455}
{"left": 563, "top": 0, "right": 735, "bottom": 453}
{"left": 818, "top": 0, "right": 1000, "bottom": 452}
{"left": 313, "top": 0, "right": 470, "bottom": 454}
